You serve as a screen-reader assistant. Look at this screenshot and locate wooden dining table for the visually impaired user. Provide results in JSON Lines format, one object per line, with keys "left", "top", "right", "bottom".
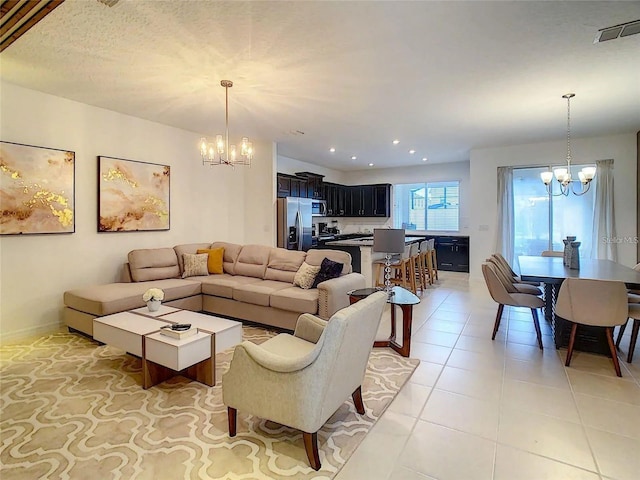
{"left": 518, "top": 255, "right": 640, "bottom": 353}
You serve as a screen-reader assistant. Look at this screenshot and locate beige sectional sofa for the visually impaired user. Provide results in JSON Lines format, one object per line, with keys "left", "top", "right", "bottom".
{"left": 64, "top": 242, "right": 366, "bottom": 336}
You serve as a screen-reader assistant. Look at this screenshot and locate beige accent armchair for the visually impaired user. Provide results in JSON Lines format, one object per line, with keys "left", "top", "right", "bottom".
{"left": 556, "top": 278, "right": 629, "bottom": 376}
{"left": 222, "top": 291, "right": 388, "bottom": 471}
{"left": 482, "top": 262, "right": 545, "bottom": 349}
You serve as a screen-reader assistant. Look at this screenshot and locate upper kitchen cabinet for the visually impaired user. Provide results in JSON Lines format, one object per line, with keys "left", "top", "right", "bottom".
{"left": 277, "top": 173, "right": 308, "bottom": 198}
{"left": 324, "top": 182, "right": 347, "bottom": 216}
{"left": 295, "top": 172, "right": 325, "bottom": 200}
{"left": 347, "top": 184, "right": 391, "bottom": 217}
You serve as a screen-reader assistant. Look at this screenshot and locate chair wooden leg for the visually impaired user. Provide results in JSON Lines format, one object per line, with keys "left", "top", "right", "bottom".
{"left": 627, "top": 319, "right": 639, "bottom": 363}
{"left": 530, "top": 308, "right": 543, "bottom": 350}
{"left": 565, "top": 323, "right": 578, "bottom": 367}
{"left": 227, "top": 407, "right": 237, "bottom": 437}
{"left": 615, "top": 320, "right": 628, "bottom": 348}
{"left": 431, "top": 250, "right": 438, "bottom": 280}
{"left": 303, "top": 431, "right": 321, "bottom": 471}
{"left": 605, "top": 327, "right": 622, "bottom": 377}
{"left": 492, "top": 304, "right": 504, "bottom": 340}
{"left": 352, "top": 386, "right": 365, "bottom": 414}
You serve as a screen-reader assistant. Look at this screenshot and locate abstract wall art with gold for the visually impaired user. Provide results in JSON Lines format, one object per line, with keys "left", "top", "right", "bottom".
{"left": 0, "top": 141, "right": 75, "bottom": 235}
{"left": 98, "top": 156, "right": 170, "bottom": 232}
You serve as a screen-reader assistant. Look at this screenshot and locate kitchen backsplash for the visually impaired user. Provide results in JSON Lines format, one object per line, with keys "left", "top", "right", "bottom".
{"left": 316, "top": 217, "right": 391, "bottom": 234}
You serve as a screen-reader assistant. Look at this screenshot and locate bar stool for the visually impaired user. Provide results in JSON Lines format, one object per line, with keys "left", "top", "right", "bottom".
{"left": 427, "top": 239, "right": 438, "bottom": 282}
{"left": 419, "top": 240, "right": 433, "bottom": 286}
{"left": 408, "top": 242, "right": 423, "bottom": 293}
{"left": 384, "top": 244, "right": 416, "bottom": 293}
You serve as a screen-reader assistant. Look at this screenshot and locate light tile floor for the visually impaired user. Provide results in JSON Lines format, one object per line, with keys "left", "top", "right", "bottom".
{"left": 336, "top": 272, "right": 640, "bottom": 480}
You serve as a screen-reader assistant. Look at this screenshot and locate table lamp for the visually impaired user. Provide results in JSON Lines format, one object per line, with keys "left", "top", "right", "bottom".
{"left": 373, "top": 228, "right": 406, "bottom": 296}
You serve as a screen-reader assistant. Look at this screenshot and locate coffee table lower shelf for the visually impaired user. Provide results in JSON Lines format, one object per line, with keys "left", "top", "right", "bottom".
{"left": 142, "top": 331, "right": 215, "bottom": 389}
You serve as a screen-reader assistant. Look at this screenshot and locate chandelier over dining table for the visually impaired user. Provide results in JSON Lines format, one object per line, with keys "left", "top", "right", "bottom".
{"left": 200, "top": 80, "right": 253, "bottom": 166}
{"left": 540, "top": 94, "right": 596, "bottom": 196}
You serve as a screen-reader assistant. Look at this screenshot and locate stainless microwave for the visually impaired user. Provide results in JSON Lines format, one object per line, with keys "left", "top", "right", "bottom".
{"left": 311, "top": 200, "right": 327, "bottom": 217}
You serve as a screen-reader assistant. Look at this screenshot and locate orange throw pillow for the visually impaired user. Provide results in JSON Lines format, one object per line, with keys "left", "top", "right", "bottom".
{"left": 197, "top": 247, "right": 224, "bottom": 274}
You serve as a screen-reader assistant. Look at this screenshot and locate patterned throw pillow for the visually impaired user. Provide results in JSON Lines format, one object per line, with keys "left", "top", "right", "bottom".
{"left": 312, "top": 257, "right": 344, "bottom": 288}
{"left": 182, "top": 253, "right": 209, "bottom": 278}
{"left": 293, "top": 262, "right": 321, "bottom": 289}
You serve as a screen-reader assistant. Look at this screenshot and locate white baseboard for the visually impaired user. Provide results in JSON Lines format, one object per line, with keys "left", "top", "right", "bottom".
{"left": 0, "top": 321, "right": 66, "bottom": 346}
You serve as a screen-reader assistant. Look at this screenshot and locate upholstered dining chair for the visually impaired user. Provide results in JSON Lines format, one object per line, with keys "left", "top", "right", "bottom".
{"left": 482, "top": 262, "right": 545, "bottom": 349}
{"left": 626, "top": 263, "right": 640, "bottom": 303}
{"left": 555, "top": 278, "right": 629, "bottom": 376}
{"left": 222, "top": 291, "right": 387, "bottom": 471}
{"left": 486, "top": 256, "right": 542, "bottom": 296}
{"left": 493, "top": 253, "right": 540, "bottom": 286}
{"left": 616, "top": 304, "right": 640, "bottom": 363}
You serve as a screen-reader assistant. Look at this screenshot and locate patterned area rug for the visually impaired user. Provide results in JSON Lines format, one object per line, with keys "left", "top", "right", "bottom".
{"left": 1, "top": 326, "right": 418, "bottom": 479}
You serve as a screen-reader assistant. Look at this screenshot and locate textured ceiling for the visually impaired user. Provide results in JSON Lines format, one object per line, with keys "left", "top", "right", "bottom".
{"left": 1, "top": 1, "right": 639, "bottom": 171}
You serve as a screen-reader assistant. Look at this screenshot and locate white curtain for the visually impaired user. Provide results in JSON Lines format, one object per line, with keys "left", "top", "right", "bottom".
{"left": 592, "top": 159, "right": 617, "bottom": 261}
{"left": 495, "top": 166, "right": 515, "bottom": 265}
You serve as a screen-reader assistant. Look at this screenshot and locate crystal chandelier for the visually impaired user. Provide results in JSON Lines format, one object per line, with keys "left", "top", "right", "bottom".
{"left": 200, "top": 80, "right": 253, "bottom": 166}
{"left": 540, "top": 94, "right": 596, "bottom": 196}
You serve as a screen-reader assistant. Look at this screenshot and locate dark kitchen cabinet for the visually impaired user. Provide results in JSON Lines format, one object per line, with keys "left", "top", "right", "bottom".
{"left": 324, "top": 182, "right": 347, "bottom": 216}
{"left": 434, "top": 236, "right": 469, "bottom": 272}
{"left": 290, "top": 177, "right": 307, "bottom": 198}
{"left": 347, "top": 184, "right": 391, "bottom": 217}
{"left": 277, "top": 174, "right": 292, "bottom": 198}
{"left": 295, "top": 172, "right": 325, "bottom": 200}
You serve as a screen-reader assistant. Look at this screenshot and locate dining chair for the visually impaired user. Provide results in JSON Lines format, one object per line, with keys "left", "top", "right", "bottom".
{"left": 493, "top": 253, "right": 540, "bottom": 286}
{"left": 481, "top": 262, "right": 545, "bottom": 349}
{"left": 615, "top": 304, "right": 639, "bottom": 363}
{"left": 541, "top": 250, "right": 564, "bottom": 257}
{"left": 486, "top": 256, "right": 542, "bottom": 296}
{"left": 627, "top": 263, "right": 640, "bottom": 303}
{"left": 555, "top": 278, "right": 629, "bottom": 376}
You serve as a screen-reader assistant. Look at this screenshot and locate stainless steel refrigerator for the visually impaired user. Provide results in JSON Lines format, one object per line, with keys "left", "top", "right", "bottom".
{"left": 277, "top": 197, "right": 313, "bottom": 251}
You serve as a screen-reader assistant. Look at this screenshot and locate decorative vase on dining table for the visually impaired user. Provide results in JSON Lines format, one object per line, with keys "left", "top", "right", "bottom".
{"left": 563, "top": 236, "right": 577, "bottom": 266}
{"left": 147, "top": 300, "right": 161, "bottom": 312}
{"left": 569, "top": 242, "right": 581, "bottom": 270}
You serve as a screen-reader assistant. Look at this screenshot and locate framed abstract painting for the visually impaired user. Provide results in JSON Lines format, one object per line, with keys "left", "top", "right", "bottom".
{"left": 0, "top": 141, "right": 75, "bottom": 235}
{"left": 98, "top": 156, "right": 170, "bottom": 232}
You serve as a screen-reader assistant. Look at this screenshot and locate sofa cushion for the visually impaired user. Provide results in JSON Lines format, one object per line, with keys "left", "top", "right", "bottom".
{"left": 264, "top": 248, "right": 306, "bottom": 283}
{"left": 200, "top": 274, "right": 262, "bottom": 299}
{"left": 270, "top": 286, "right": 319, "bottom": 314}
{"left": 197, "top": 247, "right": 224, "bottom": 274}
{"left": 64, "top": 278, "right": 202, "bottom": 316}
{"left": 128, "top": 248, "right": 180, "bottom": 282}
{"left": 174, "top": 243, "right": 212, "bottom": 273}
{"left": 182, "top": 253, "right": 209, "bottom": 278}
{"left": 305, "top": 249, "right": 352, "bottom": 275}
{"left": 234, "top": 244, "right": 272, "bottom": 279}
{"left": 233, "top": 280, "right": 293, "bottom": 307}
{"left": 211, "top": 242, "right": 243, "bottom": 275}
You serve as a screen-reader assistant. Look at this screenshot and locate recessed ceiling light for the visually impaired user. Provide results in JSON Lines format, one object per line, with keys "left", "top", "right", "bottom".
{"left": 368, "top": 163, "right": 374, "bottom": 167}
{"left": 422, "top": 157, "right": 428, "bottom": 162}
{"left": 351, "top": 155, "right": 357, "bottom": 160}
{"left": 329, "top": 147, "right": 335, "bottom": 153}
{"left": 409, "top": 149, "right": 416, "bottom": 154}
{"left": 392, "top": 140, "right": 400, "bottom": 145}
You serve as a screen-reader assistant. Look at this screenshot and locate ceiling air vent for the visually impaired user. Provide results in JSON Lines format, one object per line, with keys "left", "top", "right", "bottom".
{"left": 594, "top": 19, "right": 640, "bottom": 43}
{"left": 97, "top": 0, "right": 120, "bottom": 7}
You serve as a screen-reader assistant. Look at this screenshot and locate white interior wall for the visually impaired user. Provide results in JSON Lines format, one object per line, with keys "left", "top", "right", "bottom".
{"left": 469, "top": 133, "right": 637, "bottom": 281}
{"left": 0, "top": 82, "right": 275, "bottom": 341}
{"left": 277, "top": 155, "right": 345, "bottom": 184}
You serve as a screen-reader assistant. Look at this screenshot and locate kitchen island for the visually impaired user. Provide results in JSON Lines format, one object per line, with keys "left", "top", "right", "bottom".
{"left": 323, "top": 236, "right": 421, "bottom": 287}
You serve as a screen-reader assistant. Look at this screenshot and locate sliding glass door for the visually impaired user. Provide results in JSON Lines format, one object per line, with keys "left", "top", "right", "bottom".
{"left": 513, "top": 167, "right": 595, "bottom": 258}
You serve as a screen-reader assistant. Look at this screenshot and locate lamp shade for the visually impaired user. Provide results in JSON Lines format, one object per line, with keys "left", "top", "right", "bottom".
{"left": 373, "top": 229, "right": 405, "bottom": 254}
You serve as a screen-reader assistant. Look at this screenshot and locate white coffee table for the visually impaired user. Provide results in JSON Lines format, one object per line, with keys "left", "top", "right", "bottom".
{"left": 93, "top": 309, "right": 242, "bottom": 389}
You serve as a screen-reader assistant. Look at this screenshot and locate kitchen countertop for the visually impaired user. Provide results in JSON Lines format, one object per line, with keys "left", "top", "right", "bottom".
{"left": 325, "top": 236, "right": 419, "bottom": 247}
